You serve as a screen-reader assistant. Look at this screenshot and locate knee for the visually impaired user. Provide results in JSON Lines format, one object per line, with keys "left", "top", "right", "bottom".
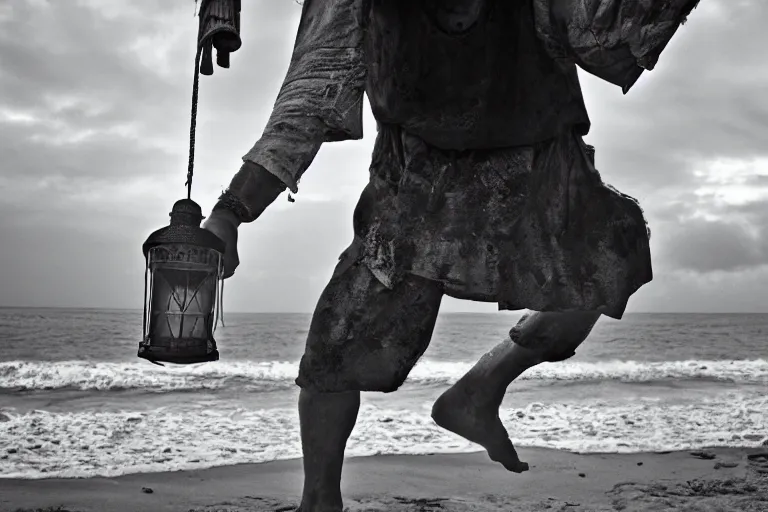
{"left": 348, "top": 356, "right": 412, "bottom": 393}
{"left": 541, "top": 349, "right": 577, "bottom": 363}
{"left": 296, "top": 374, "right": 406, "bottom": 394}
{"left": 509, "top": 311, "right": 599, "bottom": 363}
{"left": 296, "top": 352, "right": 410, "bottom": 394}
{"left": 509, "top": 328, "right": 577, "bottom": 363}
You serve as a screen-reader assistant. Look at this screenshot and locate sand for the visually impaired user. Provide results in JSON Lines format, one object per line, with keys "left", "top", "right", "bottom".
{"left": 1, "top": 447, "right": 767, "bottom": 512}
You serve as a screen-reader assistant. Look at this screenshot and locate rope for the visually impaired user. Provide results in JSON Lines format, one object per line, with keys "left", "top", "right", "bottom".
{"left": 213, "top": 253, "right": 226, "bottom": 332}
{"left": 142, "top": 257, "right": 149, "bottom": 340}
{"left": 189, "top": 1, "right": 234, "bottom": 335}
{"left": 185, "top": 44, "right": 203, "bottom": 200}
{"left": 219, "top": 275, "right": 225, "bottom": 327}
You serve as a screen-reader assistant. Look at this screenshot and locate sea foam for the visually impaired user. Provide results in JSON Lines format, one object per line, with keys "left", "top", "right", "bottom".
{"left": 1, "top": 391, "right": 766, "bottom": 479}
{"left": 1, "top": 358, "right": 766, "bottom": 392}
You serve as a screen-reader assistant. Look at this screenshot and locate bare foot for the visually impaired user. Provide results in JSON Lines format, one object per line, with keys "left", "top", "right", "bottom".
{"left": 296, "top": 498, "right": 342, "bottom": 512}
{"left": 431, "top": 385, "right": 529, "bottom": 473}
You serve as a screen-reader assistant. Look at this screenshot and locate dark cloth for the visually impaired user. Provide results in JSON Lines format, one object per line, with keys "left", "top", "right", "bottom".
{"left": 364, "top": 0, "right": 590, "bottom": 150}
{"left": 231, "top": 0, "right": 698, "bottom": 316}
{"left": 296, "top": 243, "right": 444, "bottom": 393}
{"left": 296, "top": 243, "right": 595, "bottom": 393}
{"left": 229, "top": 0, "right": 700, "bottom": 388}
{"left": 240, "top": 0, "right": 699, "bottom": 194}
{"left": 354, "top": 127, "right": 652, "bottom": 320}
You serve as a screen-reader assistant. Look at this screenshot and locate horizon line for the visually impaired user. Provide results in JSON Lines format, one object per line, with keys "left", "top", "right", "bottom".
{"left": 0, "top": 305, "right": 767, "bottom": 315}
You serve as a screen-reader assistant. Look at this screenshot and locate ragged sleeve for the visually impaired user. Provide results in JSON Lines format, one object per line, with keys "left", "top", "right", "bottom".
{"left": 242, "top": 0, "right": 366, "bottom": 194}
{"left": 533, "top": 0, "right": 700, "bottom": 93}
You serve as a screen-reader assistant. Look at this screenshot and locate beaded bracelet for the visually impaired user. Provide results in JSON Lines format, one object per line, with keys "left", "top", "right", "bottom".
{"left": 212, "top": 190, "right": 255, "bottom": 223}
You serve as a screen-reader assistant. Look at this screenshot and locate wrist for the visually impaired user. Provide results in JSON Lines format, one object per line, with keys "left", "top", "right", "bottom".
{"left": 219, "top": 161, "right": 286, "bottom": 223}
{"left": 212, "top": 188, "right": 250, "bottom": 224}
{"left": 208, "top": 205, "right": 241, "bottom": 228}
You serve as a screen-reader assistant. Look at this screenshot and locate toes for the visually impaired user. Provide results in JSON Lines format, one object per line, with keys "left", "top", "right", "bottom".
{"left": 488, "top": 443, "right": 529, "bottom": 473}
{"left": 505, "top": 460, "right": 529, "bottom": 473}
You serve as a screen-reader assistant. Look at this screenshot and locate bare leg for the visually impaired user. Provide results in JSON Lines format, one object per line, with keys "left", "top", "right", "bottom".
{"left": 432, "top": 311, "right": 600, "bottom": 472}
{"left": 298, "top": 389, "right": 360, "bottom": 512}
{"left": 294, "top": 241, "right": 442, "bottom": 510}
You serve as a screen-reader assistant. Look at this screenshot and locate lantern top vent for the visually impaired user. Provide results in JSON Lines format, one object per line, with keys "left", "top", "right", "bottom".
{"left": 142, "top": 198, "right": 226, "bottom": 258}
{"left": 170, "top": 198, "right": 204, "bottom": 226}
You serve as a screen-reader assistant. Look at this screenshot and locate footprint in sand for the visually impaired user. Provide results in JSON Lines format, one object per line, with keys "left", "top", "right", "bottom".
{"left": 747, "top": 452, "right": 768, "bottom": 475}
{"left": 393, "top": 496, "right": 449, "bottom": 509}
{"left": 689, "top": 451, "right": 716, "bottom": 460}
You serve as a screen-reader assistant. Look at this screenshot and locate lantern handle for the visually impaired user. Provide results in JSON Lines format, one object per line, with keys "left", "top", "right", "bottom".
{"left": 219, "top": 276, "right": 225, "bottom": 328}
{"left": 142, "top": 258, "right": 149, "bottom": 341}
{"left": 213, "top": 252, "right": 226, "bottom": 332}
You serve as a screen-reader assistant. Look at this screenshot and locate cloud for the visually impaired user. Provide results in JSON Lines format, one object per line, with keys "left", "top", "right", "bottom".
{"left": 583, "top": 0, "right": 768, "bottom": 195}
{"left": 658, "top": 217, "right": 766, "bottom": 273}
{"left": 575, "top": 0, "right": 768, "bottom": 305}
{"left": 0, "top": 0, "right": 766, "bottom": 312}
{"left": 647, "top": 158, "right": 768, "bottom": 276}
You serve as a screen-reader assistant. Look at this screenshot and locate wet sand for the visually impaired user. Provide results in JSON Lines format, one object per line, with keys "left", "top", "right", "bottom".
{"left": 2, "top": 447, "right": 768, "bottom": 511}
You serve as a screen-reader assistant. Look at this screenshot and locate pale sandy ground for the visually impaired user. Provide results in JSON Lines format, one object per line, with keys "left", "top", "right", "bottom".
{"left": 1, "top": 447, "right": 768, "bottom": 512}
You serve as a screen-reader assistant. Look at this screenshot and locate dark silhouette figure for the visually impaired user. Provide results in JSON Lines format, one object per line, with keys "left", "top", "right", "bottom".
{"left": 203, "top": 1, "right": 701, "bottom": 510}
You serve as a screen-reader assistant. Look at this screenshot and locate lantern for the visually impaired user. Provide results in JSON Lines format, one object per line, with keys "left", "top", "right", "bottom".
{"left": 139, "top": 199, "right": 225, "bottom": 365}
{"left": 137, "top": 0, "right": 241, "bottom": 364}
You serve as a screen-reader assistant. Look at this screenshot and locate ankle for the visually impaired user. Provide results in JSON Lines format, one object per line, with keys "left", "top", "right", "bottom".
{"left": 442, "top": 378, "right": 504, "bottom": 411}
{"left": 300, "top": 487, "right": 343, "bottom": 512}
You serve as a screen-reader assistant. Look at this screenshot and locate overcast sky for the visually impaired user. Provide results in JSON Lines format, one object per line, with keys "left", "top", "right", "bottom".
{"left": 0, "top": 0, "right": 766, "bottom": 314}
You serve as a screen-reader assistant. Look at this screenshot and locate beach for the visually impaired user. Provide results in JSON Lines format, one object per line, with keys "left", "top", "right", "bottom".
{"left": 2, "top": 309, "right": 768, "bottom": 510}
{"left": 2, "top": 447, "right": 768, "bottom": 511}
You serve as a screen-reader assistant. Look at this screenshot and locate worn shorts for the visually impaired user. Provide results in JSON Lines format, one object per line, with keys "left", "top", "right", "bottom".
{"left": 295, "top": 240, "right": 444, "bottom": 393}
{"left": 295, "top": 128, "right": 650, "bottom": 393}
{"left": 295, "top": 240, "right": 594, "bottom": 393}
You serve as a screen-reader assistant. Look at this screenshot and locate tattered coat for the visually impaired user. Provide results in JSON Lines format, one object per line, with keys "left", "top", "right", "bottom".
{"left": 241, "top": 0, "right": 699, "bottom": 319}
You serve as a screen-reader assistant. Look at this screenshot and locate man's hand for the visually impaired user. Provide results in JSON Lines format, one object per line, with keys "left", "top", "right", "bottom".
{"left": 202, "top": 161, "right": 288, "bottom": 279}
{"left": 203, "top": 209, "right": 240, "bottom": 279}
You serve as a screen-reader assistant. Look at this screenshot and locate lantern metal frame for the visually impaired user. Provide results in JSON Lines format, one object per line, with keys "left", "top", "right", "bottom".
{"left": 139, "top": 199, "right": 226, "bottom": 365}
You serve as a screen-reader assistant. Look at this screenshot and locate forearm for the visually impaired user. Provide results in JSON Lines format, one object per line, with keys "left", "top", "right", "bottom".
{"left": 242, "top": 0, "right": 365, "bottom": 193}
{"left": 216, "top": 0, "right": 365, "bottom": 223}
{"left": 242, "top": 114, "right": 329, "bottom": 195}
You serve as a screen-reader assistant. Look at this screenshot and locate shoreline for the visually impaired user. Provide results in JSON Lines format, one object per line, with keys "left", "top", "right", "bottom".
{"left": 1, "top": 446, "right": 767, "bottom": 511}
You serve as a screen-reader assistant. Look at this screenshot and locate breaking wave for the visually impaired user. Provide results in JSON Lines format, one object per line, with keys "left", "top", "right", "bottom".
{"left": 1, "top": 358, "right": 767, "bottom": 392}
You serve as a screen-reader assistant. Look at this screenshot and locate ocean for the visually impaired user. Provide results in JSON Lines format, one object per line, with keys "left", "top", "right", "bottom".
{"left": 1, "top": 308, "right": 766, "bottom": 479}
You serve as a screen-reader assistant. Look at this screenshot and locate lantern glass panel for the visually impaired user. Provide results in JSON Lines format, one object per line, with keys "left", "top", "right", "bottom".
{"left": 142, "top": 243, "right": 222, "bottom": 364}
